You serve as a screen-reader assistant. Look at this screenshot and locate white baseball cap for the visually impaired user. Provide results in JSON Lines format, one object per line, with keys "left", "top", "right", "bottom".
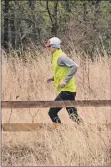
{"left": 45, "top": 37, "right": 62, "bottom": 48}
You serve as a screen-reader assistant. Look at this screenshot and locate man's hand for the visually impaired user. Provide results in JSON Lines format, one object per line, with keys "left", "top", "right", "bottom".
{"left": 47, "top": 77, "right": 54, "bottom": 83}
{"left": 59, "top": 81, "right": 66, "bottom": 88}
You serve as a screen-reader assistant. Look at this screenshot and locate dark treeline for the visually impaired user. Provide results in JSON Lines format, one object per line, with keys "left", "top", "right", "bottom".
{"left": 1, "top": 0, "right": 111, "bottom": 59}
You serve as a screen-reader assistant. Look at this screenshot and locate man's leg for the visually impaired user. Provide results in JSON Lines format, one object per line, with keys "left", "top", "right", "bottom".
{"left": 65, "top": 92, "right": 78, "bottom": 116}
{"left": 65, "top": 92, "right": 84, "bottom": 124}
{"left": 66, "top": 107, "right": 78, "bottom": 117}
{"left": 48, "top": 92, "right": 64, "bottom": 123}
{"left": 66, "top": 107, "right": 82, "bottom": 123}
{"left": 48, "top": 107, "right": 62, "bottom": 123}
{"left": 48, "top": 91, "right": 83, "bottom": 124}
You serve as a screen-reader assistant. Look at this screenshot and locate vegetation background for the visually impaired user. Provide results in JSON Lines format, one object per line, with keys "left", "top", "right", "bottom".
{"left": 1, "top": 0, "right": 111, "bottom": 166}
{"left": 1, "top": 0, "right": 111, "bottom": 58}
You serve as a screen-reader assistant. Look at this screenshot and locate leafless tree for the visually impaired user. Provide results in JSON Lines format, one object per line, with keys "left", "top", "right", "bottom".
{"left": 3, "top": 0, "right": 9, "bottom": 50}
{"left": 46, "top": 0, "right": 59, "bottom": 36}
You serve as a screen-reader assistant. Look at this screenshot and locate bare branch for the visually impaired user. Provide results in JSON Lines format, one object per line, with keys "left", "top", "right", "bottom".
{"left": 46, "top": 0, "right": 53, "bottom": 24}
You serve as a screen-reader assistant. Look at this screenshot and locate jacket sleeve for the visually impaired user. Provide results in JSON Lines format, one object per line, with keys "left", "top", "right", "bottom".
{"left": 58, "top": 55, "right": 79, "bottom": 84}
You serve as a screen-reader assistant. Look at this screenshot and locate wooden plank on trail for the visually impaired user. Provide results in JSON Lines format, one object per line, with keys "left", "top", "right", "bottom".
{"left": 2, "top": 123, "right": 50, "bottom": 131}
{"left": 2, "top": 123, "right": 111, "bottom": 131}
{"left": 2, "top": 100, "right": 111, "bottom": 108}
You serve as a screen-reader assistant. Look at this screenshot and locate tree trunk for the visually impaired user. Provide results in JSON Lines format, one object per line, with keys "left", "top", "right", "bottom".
{"left": 65, "top": 0, "right": 71, "bottom": 12}
{"left": 83, "top": 1, "right": 88, "bottom": 37}
{"left": 28, "top": 0, "right": 36, "bottom": 10}
{"left": 94, "top": 0, "right": 101, "bottom": 19}
{"left": 92, "top": 0, "right": 101, "bottom": 57}
{"left": 46, "top": 0, "right": 58, "bottom": 36}
{"left": 3, "top": 0, "right": 9, "bottom": 51}
{"left": 93, "top": 0, "right": 101, "bottom": 30}
{"left": 28, "top": 0, "right": 38, "bottom": 43}
{"left": 83, "top": 1, "right": 88, "bottom": 22}
{"left": 51, "top": 0, "right": 58, "bottom": 36}
{"left": 10, "top": 10, "right": 15, "bottom": 49}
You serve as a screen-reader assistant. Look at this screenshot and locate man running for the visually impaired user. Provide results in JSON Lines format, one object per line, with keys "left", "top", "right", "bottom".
{"left": 46, "top": 37, "right": 83, "bottom": 125}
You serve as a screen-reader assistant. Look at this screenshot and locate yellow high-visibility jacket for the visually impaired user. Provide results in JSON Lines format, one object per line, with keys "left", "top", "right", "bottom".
{"left": 52, "top": 49, "right": 77, "bottom": 92}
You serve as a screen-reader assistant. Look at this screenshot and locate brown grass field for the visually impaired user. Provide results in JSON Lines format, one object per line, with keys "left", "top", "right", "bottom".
{"left": 1, "top": 49, "right": 111, "bottom": 166}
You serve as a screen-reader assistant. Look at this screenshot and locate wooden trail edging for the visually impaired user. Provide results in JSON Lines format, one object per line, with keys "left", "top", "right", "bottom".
{"left": 2, "top": 100, "right": 111, "bottom": 131}
{"left": 2, "top": 100, "right": 111, "bottom": 108}
{"left": 2, "top": 123, "right": 111, "bottom": 131}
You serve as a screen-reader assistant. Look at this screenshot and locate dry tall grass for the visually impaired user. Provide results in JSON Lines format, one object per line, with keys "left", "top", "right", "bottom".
{"left": 2, "top": 49, "right": 111, "bottom": 166}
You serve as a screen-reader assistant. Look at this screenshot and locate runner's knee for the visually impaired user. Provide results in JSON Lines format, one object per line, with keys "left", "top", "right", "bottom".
{"left": 48, "top": 108, "right": 56, "bottom": 118}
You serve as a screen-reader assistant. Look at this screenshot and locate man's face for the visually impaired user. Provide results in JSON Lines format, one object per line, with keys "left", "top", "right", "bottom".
{"left": 47, "top": 46, "right": 57, "bottom": 54}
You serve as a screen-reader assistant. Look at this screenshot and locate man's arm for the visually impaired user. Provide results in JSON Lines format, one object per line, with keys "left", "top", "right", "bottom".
{"left": 47, "top": 76, "right": 54, "bottom": 83}
{"left": 58, "top": 55, "right": 79, "bottom": 84}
